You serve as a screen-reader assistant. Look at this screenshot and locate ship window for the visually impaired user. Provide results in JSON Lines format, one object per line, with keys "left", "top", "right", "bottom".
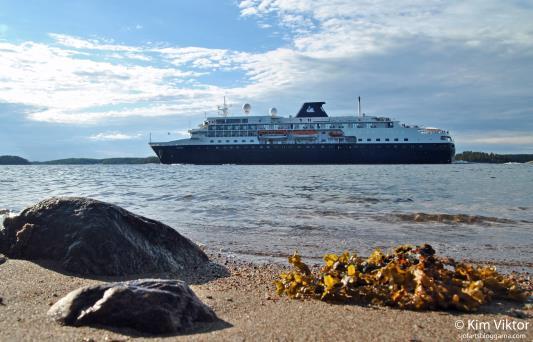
{"left": 404, "top": 138, "right": 409, "bottom": 141}
{"left": 210, "top": 140, "right": 214, "bottom": 143}
{"left": 385, "top": 138, "right": 389, "bottom": 141}
{"left": 242, "top": 140, "right": 246, "bottom": 143}
{"left": 358, "top": 138, "right": 362, "bottom": 142}
{"left": 394, "top": 138, "right": 399, "bottom": 141}
{"left": 250, "top": 140, "right": 254, "bottom": 142}
{"left": 376, "top": 138, "right": 380, "bottom": 141}
{"left": 234, "top": 140, "right": 238, "bottom": 143}
{"left": 321, "top": 139, "right": 326, "bottom": 142}
{"left": 226, "top": 140, "right": 230, "bottom": 143}
{"left": 367, "top": 138, "right": 371, "bottom": 142}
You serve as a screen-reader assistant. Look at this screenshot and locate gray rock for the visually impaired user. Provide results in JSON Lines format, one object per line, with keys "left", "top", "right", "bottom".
{"left": 48, "top": 279, "right": 217, "bottom": 334}
{"left": 0, "top": 197, "right": 208, "bottom": 276}
{"left": 0, "top": 253, "right": 5, "bottom": 265}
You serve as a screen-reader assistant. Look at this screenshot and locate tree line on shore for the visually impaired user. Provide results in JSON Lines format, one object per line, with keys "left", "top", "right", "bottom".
{"left": 0, "top": 155, "right": 159, "bottom": 165}
{"left": 454, "top": 151, "right": 533, "bottom": 163}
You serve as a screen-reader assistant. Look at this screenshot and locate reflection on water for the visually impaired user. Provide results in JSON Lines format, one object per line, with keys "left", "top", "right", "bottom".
{"left": 0, "top": 164, "right": 532, "bottom": 269}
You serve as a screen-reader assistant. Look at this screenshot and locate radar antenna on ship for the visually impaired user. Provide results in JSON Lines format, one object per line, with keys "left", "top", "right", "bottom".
{"left": 217, "top": 96, "right": 232, "bottom": 117}
{"left": 242, "top": 103, "right": 251, "bottom": 115}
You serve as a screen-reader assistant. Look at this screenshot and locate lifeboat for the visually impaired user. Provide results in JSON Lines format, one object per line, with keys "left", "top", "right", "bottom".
{"left": 329, "top": 130, "right": 344, "bottom": 137}
{"left": 258, "top": 129, "right": 289, "bottom": 139}
{"left": 258, "top": 129, "right": 289, "bottom": 136}
{"left": 291, "top": 130, "right": 318, "bottom": 138}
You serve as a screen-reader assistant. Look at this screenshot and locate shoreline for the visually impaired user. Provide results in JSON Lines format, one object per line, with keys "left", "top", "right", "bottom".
{"left": 1, "top": 252, "right": 531, "bottom": 341}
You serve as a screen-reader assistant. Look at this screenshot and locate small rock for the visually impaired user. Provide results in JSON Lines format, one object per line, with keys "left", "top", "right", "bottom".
{"left": 509, "top": 309, "right": 527, "bottom": 319}
{"left": 225, "top": 298, "right": 233, "bottom": 302}
{"left": 0, "top": 253, "right": 6, "bottom": 265}
{"left": 206, "top": 295, "right": 213, "bottom": 299}
{"left": 48, "top": 279, "right": 217, "bottom": 334}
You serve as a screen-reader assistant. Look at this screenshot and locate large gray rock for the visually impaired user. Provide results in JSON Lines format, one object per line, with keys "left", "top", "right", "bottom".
{"left": 0, "top": 197, "right": 208, "bottom": 276}
{"left": 48, "top": 279, "right": 217, "bottom": 334}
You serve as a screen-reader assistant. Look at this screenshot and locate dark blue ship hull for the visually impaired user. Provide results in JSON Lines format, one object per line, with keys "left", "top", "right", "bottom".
{"left": 150, "top": 142, "right": 455, "bottom": 164}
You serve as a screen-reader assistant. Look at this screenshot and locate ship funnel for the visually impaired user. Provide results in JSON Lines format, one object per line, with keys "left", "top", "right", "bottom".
{"left": 269, "top": 107, "right": 278, "bottom": 117}
{"left": 243, "top": 103, "right": 251, "bottom": 114}
{"left": 358, "top": 96, "right": 361, "bottom": 116}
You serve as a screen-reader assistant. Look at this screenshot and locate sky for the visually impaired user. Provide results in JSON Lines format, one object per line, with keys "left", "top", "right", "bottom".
{"left": 0, "top": 0, "right": 532, "bottom": 160}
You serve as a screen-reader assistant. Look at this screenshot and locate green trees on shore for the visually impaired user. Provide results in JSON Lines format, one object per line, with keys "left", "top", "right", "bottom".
{"left": 0, "top": 155, "right": 31, "bottom": 165}
{"left": 34, "top": 157, "right": 160, "bottom": 165}
{"left": 0, "top": 156, "right": 160, "bottom": 165}
{"left": 455, "top": 151, "right": 533, "bottom": 163}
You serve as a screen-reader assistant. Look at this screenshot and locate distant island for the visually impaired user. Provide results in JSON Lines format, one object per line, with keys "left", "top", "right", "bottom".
{"left": 0, "top": 155, "right": 159, "bottom": 165}
{"left": 0, "top": 155, "right": 31, "bottom": 165}
{"left": 454, "top": 151, "right": 533, "bottom": 163}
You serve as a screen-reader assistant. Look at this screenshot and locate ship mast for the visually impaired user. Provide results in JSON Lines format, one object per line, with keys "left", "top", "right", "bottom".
{"left": 217, "top": 96, "right": 231, "bottom": 117}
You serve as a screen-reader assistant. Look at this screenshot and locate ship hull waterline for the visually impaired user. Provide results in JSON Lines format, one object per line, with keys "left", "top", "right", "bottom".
{"left": 150, "top": 142, "right": 455, "bottom": 165}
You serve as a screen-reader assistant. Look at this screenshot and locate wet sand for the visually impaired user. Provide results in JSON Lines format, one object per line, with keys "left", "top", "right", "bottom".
{"left": 0, "top": 254, "right": 531, "bottom": 341}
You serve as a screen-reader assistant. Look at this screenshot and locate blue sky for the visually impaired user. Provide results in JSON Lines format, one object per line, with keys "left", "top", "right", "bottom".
{"left": 0, "top": 0, "right": 532, "bottom": 160}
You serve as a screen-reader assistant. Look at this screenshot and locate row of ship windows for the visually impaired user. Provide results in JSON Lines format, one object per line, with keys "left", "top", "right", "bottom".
{"left": 208, "top": 138, "right": 410, "bottom": 143}
{"left": 207, "top": 123, "right": 392, "bottom": 130}
{"left": 204, "top": 131, "right": 406, "bottom": 138}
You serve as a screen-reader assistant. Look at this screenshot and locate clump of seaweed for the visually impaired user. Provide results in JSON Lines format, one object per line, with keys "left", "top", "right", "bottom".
{"left": 275, "top": 244, "right": 527, "bottom": 311}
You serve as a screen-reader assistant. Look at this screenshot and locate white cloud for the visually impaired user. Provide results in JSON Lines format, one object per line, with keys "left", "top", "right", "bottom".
{"left": 238, "top": 0, "right": 533, "bottom": 57}
{"left": 50, "top": 33, "right": 141, "bottom": 52}
{"left": 88, "top": 132, "right": 142, "bottom": 141}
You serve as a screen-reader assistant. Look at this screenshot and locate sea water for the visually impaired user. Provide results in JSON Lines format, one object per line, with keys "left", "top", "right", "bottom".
{"left": 0, "top": 164, "right": 532, "bottom": 270}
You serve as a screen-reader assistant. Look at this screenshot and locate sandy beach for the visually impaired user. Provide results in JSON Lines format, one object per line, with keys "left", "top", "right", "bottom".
{"left": 1, "top": 253, "right": 531, "bottom": 341}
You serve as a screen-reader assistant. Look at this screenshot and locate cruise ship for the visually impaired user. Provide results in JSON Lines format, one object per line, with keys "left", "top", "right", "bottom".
{"left": 150, "top": 98, "right": 455, "bottom": 164}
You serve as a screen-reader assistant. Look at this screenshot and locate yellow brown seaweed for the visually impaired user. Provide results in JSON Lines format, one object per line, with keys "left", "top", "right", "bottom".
{"left": 274, "top": 244, "right": 527, "bottom": 311}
